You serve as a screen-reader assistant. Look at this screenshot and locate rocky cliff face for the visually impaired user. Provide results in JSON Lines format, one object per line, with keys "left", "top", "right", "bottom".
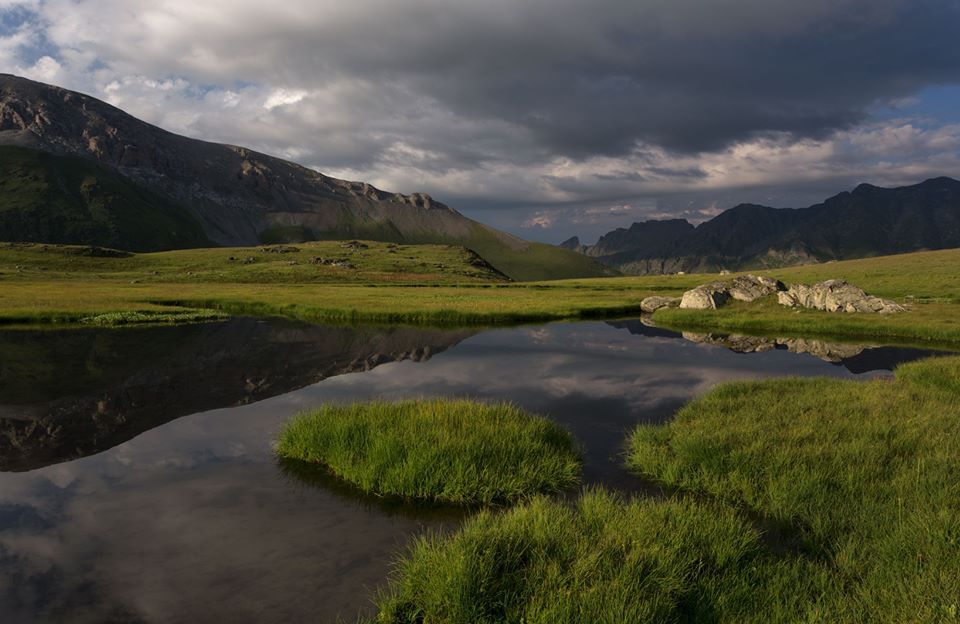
{"left": 569, "top": 178, "right": 960, "bottom": 274}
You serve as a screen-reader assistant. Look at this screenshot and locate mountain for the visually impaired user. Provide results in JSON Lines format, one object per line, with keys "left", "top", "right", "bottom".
{"left": 0, "top": 74, "right": 611, "bottom": 280}
{"left": 570, "top": 178, "right": 960, "bottom": 274}
{"left": 558, "top": 236, "right": 581, "bottom": 250}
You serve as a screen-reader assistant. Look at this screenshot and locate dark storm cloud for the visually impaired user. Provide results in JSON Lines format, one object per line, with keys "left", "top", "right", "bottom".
{"left": 28, "top": 0, "right": 960, "bottom": 160}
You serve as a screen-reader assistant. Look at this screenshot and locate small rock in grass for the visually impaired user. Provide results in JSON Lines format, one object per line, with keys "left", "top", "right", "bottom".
{"left": 640, "top": 296, "right": 681, "bottom": 313}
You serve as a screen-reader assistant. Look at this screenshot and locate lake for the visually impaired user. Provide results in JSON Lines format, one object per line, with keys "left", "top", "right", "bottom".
{"left": 0, "top": 318, "right": 946, "bottom": 623}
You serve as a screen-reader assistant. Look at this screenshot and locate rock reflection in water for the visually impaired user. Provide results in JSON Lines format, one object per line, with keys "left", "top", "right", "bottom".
{"left": 0, "top": 319, "right": 475, "bottom": 472}
{"left": 680, "top": 331, "right": 868, "bottom": 361}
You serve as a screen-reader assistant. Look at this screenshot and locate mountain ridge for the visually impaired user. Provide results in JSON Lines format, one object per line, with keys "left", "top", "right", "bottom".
{"left": 569, "top": 176, "right": 960, "bottom": 274}
{"left": 0, "top": 74, "right": 611, "bottom": 280}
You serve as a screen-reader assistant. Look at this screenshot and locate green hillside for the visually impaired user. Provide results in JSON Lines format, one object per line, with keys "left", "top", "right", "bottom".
{"left": 0, "top": 145, "right": 210, "bottom": 251}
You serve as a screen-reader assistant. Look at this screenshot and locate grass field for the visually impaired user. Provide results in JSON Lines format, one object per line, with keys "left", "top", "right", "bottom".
{"left": 625, "top": 355, "right": 960, "bottom": 622}
{"left": 1, "top": 242, "right": 958, "bottom": 344}
{"left": 276, "top": 399, "right": 580, "bottom": 504}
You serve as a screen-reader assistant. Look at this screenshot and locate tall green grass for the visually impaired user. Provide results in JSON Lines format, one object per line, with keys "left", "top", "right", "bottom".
{"left": 373, "top": 489, "right": 829, "bottom": 623}
{"left": 276, "top": 399, "right": 580, "bottom": 505}
{"left": 627, "top": 355, "right": 960, "bottom": 621}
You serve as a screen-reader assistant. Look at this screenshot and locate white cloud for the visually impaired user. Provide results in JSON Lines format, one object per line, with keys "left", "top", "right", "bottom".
{"left": 262, "top": 88, "right": 308, "bottom": 110}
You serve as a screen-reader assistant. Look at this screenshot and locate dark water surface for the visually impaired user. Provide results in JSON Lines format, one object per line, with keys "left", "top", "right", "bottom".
{"left": 0, "top": 318, "right": 947, "bottom": 623}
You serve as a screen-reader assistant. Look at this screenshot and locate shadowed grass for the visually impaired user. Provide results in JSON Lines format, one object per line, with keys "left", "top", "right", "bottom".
{"left": 276, "top": 399, "right": 580, "bottom": 505}
{"left": 627, "top": 355, "right": 960, "bottom": 621}
{"left": 373, "top": 489, "right": 831, "bottom": 624}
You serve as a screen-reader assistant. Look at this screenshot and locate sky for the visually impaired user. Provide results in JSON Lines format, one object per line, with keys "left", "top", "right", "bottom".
{"left": 1, "top": 0, "right": 959, "bottom": 244}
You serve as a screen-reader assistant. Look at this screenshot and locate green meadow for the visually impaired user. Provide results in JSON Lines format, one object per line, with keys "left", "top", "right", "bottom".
{"left": 1, "top": 241, "right": 959, "bottom": 345}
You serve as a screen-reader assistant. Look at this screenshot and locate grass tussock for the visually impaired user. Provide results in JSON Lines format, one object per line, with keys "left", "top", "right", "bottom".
{"left": 276, "top": 399, "right": 580, "bottom": 505}
{"left": 626, "top": 355, "right": 960, "bottom": 621}
{"left": 373, "top": 489, "right": 828, "bottom": 624}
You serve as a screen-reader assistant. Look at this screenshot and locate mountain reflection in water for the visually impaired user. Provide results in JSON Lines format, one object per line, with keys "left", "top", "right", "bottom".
{"left": 0, "top": 319, "right": 475, "bottom": 472}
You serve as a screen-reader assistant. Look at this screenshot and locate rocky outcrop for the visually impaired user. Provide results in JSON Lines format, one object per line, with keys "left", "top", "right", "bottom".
{"left": 640, "top": 296, "right": 681, "bottom": 313}
{"left": 558, "top": 236, "right": 582, "bottom": 251}
{"left": 777, "top": 280, "right": 906, "bottom": 314}
{"left": 728, "top": 275, "right": 785, "bottom": 302}
{"left": 679, "top": 282, "right": 730, "bottom": 310}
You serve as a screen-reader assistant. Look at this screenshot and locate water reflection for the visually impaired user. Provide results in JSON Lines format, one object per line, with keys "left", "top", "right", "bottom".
{"left": 0, "top": 319, "right": 475, "bottom": 472}
{"left": 0, "top": 319, "right": 947, "bottom": 623}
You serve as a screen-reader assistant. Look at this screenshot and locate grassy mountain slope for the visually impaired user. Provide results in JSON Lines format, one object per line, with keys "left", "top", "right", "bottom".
{"left": 0, "top": 145, "right": 211, "bottom": 250}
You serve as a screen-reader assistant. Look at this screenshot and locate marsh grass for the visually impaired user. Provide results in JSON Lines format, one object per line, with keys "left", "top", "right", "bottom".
{"left": 276, "top": 399, "right": 581, "bottom": 505}
{"left": 373, "top": 489, "right": 830, "bottom": 624}
{"left": 373, "top": 357, "right": 960, "bottom": 623}
{"left": 627, "top": 355, "right": 960, "bottom": 621}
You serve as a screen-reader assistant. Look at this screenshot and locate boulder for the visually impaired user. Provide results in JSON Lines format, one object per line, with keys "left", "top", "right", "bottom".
{"left": 640, "top": 296, "right": 681, "bottom": 313}
{"left": 778, "top": 279, "right": 906, "bottom": 314}
{"left": 679, "top": 282, "right": 730, "bottom": 310}
{"left": 728, "top": 274, "right": 785, "bottom": 302}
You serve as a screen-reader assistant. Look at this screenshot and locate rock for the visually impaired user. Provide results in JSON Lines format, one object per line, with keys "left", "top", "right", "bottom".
{"left": 679, "top": 282, "right": 730, "bottom": 310}
{"left": 341, "top": 240, "right": 369, "bottom": 250}
{"left": 719, "top": 269, "right": 731, "bottom": 275}
{"left": 778, "top": 279, "right": 906, "bottom": 314}
{"left": 728, "top": 274, "right": 785, "bottom": 302}
{"left": 640, "top": 296, "right": 681, "bottom": 313}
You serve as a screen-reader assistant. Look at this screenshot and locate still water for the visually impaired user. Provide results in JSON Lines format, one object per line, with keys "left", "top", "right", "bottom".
{"left": 0, "top": 318, "right": 946, "bottom": 623}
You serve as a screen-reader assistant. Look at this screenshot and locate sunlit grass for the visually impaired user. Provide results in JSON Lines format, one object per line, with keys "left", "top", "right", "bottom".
{"left": 276, "top": 399, "right": 580, "bottom": 505}
{"left": 373, "top": 489, "right": 829, "bottom": 623}
{"left": 626, "top": 355, "right": 960, "bottom": 621}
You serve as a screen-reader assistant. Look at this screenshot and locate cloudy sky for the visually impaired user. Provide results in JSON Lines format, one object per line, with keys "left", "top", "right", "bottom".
{"left": 2, "top": 0, "right": 959, "bottom": 243}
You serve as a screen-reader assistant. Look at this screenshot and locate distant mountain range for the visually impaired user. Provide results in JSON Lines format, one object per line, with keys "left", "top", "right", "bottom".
{"left": 0, "top": 74, "right": 610, "bottom": 281}
{"left": 565, "top": 177, "right": 960, "bottom": 274}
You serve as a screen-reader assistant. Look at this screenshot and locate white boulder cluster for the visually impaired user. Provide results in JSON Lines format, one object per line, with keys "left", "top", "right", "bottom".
{"left": 639, "top": 275, "right": 906, "bottom": 314}
{"left": 777, "top": 279, "right": 906, "bottom": 314}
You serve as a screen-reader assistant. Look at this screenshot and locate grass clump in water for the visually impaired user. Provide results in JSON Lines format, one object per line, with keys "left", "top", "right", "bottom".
{"left": 373, "top": 489, "right": 828, "bottom": 623}
{"left": 276, "top": 399, "right": 580, "bottom": 505}
{"left": 79, "top": 309, "right": 226, "bottom": 326}
{"left": 627, "top": 355, "right": 960, "bottom": 621}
